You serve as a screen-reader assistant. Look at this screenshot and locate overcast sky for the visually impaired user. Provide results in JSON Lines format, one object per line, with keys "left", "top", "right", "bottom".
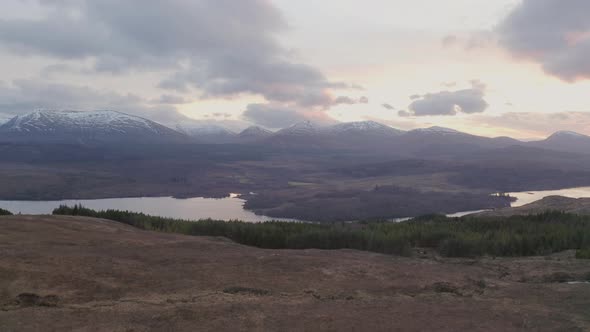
{"left": 0, "top": 0, "right": 589, "bottom": 138}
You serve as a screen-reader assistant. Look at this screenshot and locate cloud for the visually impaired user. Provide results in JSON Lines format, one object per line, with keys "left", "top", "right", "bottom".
{"left": 498, "top": 0, "right": 590, "bottom": 82}
{"left": 402, "top": 83, "right": 488, "bottom": 117}
{"left": 467, "top": 112, "right": 590, "bottom": 138}
{"left": 0, "top": 79, "right": 184, "bottom": 125}
{"left": 333, "top": 95, "right": 369, "bottom": 105}
{"left": 334, "top": 96, "right": 357, "bottom": 105}
{"left": 382, "top": 103, "right": 395, "bottom": 110}
{"left": 153, "top": 94, "right": 190, "bottom": 105}
{"left": 242, "top": 103, "right": 338, "bottom": 129}
{"left": 242, "top": 103, "right": 308, "bottom": 129}
{"left": 0, "top": 0, "right": 353, "bottom": 108}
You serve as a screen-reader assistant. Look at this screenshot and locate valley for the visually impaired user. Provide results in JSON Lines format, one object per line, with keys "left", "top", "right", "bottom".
{"left": 2, "top": 111, "right": 590, "bottom": 221}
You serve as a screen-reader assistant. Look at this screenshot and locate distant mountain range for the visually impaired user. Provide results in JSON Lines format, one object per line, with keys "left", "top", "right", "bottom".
{"left": 0, "top": 110, "right": 188, "bottom": 144}
{"left": 1, "top": 110, "right": 589, "bottom": 156}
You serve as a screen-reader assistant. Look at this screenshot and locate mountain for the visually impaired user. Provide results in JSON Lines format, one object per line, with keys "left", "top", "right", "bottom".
{"left": 530, "top": 131, "right": 590, "bottom": 154}
{"left": 323, "top": 121, "right": 405, "bottom": 137}
{"left": 265, "top": 121, "right": 323, "bottom": 147}
{"left": 261, "top": 121, "right": 524, "bottom": 154}
{"left": 409, "top": 126, "right": 462, "bottom": 135}
{"left": 238, "top": 126, "right": 273, "bottom": 142}
{"left": 0, "top": 110, "right": 188, "bottom": 144}
{"left": 0, "top": 114, "right": 12, "bottom": 125}
{"left": 377, "top": 126, "right": 523, "bottom": 158}
{"left": 274, "top": 121, "right": 319, "bottom": 137}
{"left": 175, "top": 122, "right": 237, "bottom": 144}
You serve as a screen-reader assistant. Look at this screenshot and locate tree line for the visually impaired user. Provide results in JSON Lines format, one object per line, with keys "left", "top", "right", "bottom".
{"left": 53, "top": 205, "right": 590, "bottom": 259}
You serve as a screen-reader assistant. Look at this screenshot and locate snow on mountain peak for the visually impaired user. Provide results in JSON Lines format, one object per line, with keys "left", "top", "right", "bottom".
{"left": 239, "top": 126, "right": 272, "bottom": 137}
{"left": 0, "top": 110, "right": 189, "bottom": 144}
{"left": 549, "top": 130, "right": 588, "bottom": 139}
{"left": 324, "top": 121, "right": 404, "bottom": 136}
{"left": 276, "top": 121, "right": 319, "bottom": 136}
{"left": 412, "top": 126, "right": 462, "bottom": 135}
{"left": 2, "top": 110, "right": 165, "bottom": 134}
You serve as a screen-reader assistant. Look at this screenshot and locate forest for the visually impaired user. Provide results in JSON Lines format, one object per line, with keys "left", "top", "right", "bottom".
{"left": 53, "top": 205, "right": 590, "bottom": 258}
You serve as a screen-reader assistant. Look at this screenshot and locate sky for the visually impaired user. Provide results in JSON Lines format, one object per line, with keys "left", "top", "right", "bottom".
{"left": 0, "top": 0, "right": 589, "bottom": 139}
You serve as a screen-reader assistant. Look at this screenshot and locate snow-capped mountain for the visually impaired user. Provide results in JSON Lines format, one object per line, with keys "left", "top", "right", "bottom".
{"left": 409, "top": 126, "right": 463, "bottom": 135}
{"left": 238, "top": 126, "right": 273, "bottom": 141}
{"left": 0, "top": 110, "right": 188, "bottom": 144}
{"left": 274, "top": 121, "right": 319, "bottom": 137}
{"left": 175, "top": 122, "right": 237, "bottom": 143}
{"left": 547, "top": 130, "right": 589, "bottom": 140}
{"left": 0, "top": 113, "right": 12, "bottom": 125}
{"left": 323, "top": 121, "right": 405, "bottom": 136}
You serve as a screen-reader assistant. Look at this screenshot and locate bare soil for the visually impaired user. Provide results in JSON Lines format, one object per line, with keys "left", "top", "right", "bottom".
{"left": 1, "top": 215, "right": 589, "bottom": 331}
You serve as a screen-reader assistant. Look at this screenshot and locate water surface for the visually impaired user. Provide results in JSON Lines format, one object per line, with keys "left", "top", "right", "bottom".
{"left": 3, "top": 186, "right": 590, "bottom": 222}
{"left": 505, "top": 187, "right": 590, "bottom": 207}
{"left": 0, "top": 195, "right": 297, "bottom": 223}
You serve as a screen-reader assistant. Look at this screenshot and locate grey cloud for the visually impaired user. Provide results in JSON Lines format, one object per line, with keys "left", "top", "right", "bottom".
{"left": 0, "top": 79, "right": 184, "bottom": 125}
{"left": 403, "top": 87, "right": 488, "bottom": 117}
{"left": 409, "top": 94, "right": 421, "bottom": 100}
{"left": 334, "top": 96, "right": 357, "bottom": 105}
{"left": 498, "top": 0, "right": 590, "bottom": 81}
{"left": 0, "top": 0, "right": 350, "bottom": 108}
{"left": 154, "top": 94, "right": 190, "bottom": 105}
{"left": 334, "top": 96, "right": 369, "bottom": 105}
{"left": 242, "top": 103, "right": 308, "bottom": 129}
{"left": 382, "top": 104, "right": 395, "bottom": 110}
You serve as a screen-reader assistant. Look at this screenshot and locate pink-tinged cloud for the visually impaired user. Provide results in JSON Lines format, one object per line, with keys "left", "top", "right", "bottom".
{"left": 498, "top": 0, "right": 590, "bottom": 82}
{"left": 468, "top": 112, "right": 590, "bottom": 138}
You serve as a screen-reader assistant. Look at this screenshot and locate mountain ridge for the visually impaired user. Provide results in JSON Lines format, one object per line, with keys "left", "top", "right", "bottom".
{"left": 0, "top": 110, "right": 189, "bottom": 144}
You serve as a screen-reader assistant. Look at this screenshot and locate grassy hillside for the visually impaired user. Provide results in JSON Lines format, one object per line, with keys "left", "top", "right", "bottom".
{"left": 53, "top": 205, "right": 590, "bottom": 258}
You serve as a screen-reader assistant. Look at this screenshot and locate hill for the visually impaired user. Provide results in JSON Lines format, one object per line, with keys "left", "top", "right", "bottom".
{"left": 530, "top": 131, "right": 590, "bottom": 155}
{"left": 475, "top": 196, "right": 590, "bottom": 217}
{"left": 1, "top": 215, "right": 589, "bottom": 331}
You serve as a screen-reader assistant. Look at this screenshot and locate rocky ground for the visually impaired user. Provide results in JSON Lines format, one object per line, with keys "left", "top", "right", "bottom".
{"left": 1, "top": 215, "right": 589, "bottom": 331}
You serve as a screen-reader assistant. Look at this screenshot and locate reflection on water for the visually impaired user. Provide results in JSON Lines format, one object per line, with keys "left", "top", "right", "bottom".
{"left": 3, "top": 187, "right": 590, "bottom": 223}
{"left": 0, "top": 196, "right": 298, "bottom": 223}
{"left": 505, "top": 187, "right": 590, "bottom": 207}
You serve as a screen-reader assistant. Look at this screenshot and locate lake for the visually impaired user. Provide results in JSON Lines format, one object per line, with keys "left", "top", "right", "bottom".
{"left": 0, "top": 194, "right": 298, "bottom": 223}
{"left": 2, "top": 186, "right": 590, "bottom": 222}
{"left": 504, "top": 187, "right": 590, "bottom": 207}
